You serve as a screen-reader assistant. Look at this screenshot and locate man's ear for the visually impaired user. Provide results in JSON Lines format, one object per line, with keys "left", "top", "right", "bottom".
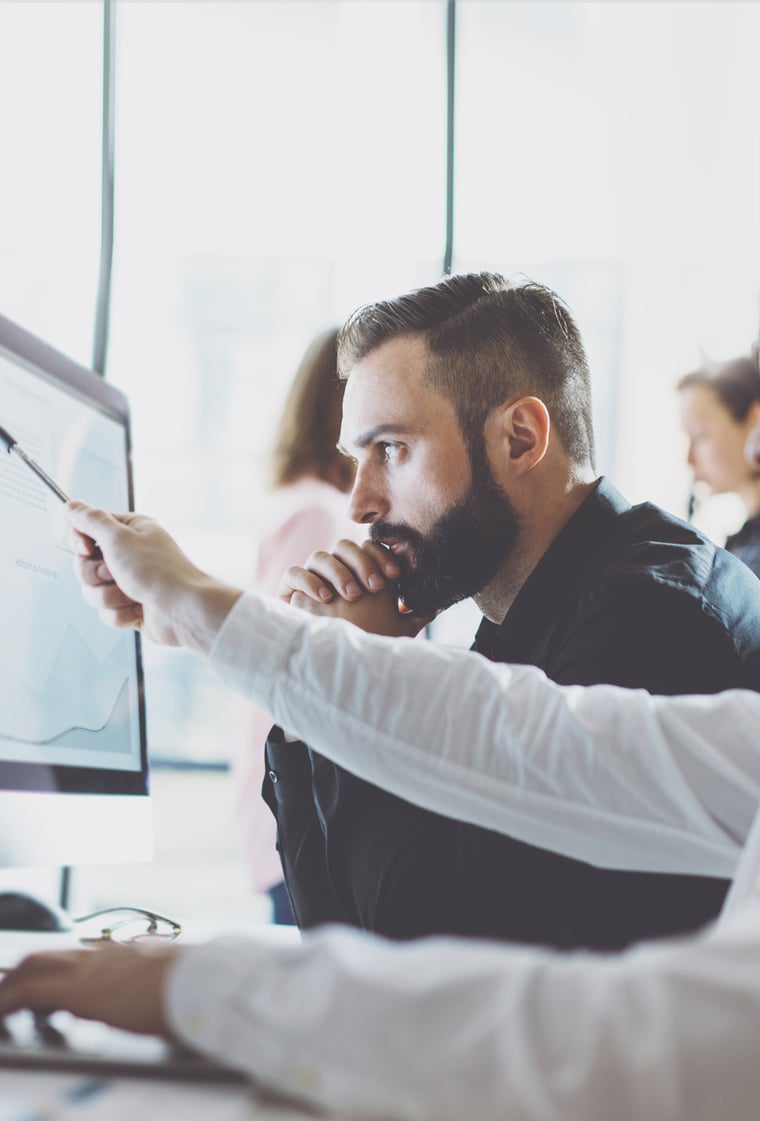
{"left": 486, "top": 396, "right": 551, "bottom": 476}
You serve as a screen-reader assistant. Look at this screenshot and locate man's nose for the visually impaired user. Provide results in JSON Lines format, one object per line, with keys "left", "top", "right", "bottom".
{"left": 348, "top": 465, "right": 389, "bottom": 525}
{"left": 687, "top": 442, "right": 696, "bottom": 469}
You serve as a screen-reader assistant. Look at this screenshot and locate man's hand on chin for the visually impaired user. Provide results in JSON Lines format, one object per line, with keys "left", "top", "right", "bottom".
{"left": 277, "top": 538, "right": 432, "bottom": 637}
{"left": 290, "top": 578, "right": 430, "bottom": 638}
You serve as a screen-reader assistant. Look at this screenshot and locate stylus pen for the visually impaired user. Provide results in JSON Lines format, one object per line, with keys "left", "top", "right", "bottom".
{"left": 0, "top": 422, "right": 70, "bottom": 503}
{"left": 0, "top": 422, "right": 103, "bottom": 560}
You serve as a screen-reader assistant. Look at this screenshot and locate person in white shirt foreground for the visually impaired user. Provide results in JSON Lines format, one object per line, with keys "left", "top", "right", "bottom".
{"left": 1, "top": 504, "right": 760, "bottom": 1121}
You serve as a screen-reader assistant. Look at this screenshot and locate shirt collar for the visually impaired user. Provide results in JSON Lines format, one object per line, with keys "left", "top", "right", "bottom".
{"left": 474, "top": 476, "right": 629, "bottom": 663}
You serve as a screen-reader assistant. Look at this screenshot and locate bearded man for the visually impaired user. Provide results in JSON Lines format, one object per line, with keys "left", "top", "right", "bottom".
{"left": 268, "top": 272, "right": 760, "bottom": 949}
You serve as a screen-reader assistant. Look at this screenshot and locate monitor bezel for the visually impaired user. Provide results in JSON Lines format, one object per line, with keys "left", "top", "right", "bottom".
{"left": 0, "top": 312, "right": 149, "bottom": 799}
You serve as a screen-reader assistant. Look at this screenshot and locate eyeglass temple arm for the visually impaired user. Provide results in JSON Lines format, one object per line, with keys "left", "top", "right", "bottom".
{"left": 73, "top": 906, "right": 181, "bottom": 937}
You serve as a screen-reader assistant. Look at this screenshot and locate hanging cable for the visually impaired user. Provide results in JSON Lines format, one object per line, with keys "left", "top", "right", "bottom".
{"left": 92, "top": 0, "right": 116, "bottom": 376}
{"left": 442, "top": 0, "right": 456, "bottom": 276}
{"left": 61, "top": 0, "right": 116, "bottom": 913}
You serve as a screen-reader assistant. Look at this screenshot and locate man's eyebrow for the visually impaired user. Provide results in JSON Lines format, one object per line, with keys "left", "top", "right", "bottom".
{"left": 340, "top": 424, "right": 413, "bottom": 453}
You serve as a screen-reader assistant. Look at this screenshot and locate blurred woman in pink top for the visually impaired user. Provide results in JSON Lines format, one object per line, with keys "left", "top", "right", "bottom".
{"left": 234, "top": 327, "right": 356, "bottom": 923}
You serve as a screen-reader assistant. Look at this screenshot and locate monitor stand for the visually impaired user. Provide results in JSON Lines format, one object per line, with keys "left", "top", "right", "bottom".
{"left": 0, "top": 890, "right": 72, "bottom": 932}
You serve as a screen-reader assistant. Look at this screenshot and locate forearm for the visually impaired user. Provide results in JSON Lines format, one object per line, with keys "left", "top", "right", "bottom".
{"left": 211, "top": 594, "right": 760, "bottom": 876}
{"left": 166, "top": 574, "right": 243, "bottom": 658}
{"left": 166, "top": 915, "right": 760, "bottom": 1121}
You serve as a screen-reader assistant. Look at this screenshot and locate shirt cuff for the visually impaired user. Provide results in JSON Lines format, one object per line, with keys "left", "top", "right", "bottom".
{"left": 166, "top": 937, "right": 292, "bottom": 1067}
{"left": 209, "top": 593, "right": 295, "bottom": 708}
{"left": 165, "top": 933, "right": 341, "bottom": 1105}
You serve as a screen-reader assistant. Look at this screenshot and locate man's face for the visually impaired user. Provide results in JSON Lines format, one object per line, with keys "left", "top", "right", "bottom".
{"left": 340, "top": 335, "right": 520, "bottom": 615}
{"left": 745, "top": 348, "right": 760, "bottom": 470}
{"left": 680, "top": 384, "right": 757, "bottom": 496}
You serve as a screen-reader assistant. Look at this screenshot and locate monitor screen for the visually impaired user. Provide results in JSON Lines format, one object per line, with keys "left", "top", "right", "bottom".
{"left": 0, "top": 313, "right": 151, "bottom": 868}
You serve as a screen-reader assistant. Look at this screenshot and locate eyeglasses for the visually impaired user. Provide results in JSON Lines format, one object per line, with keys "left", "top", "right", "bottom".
{"left": 73, "top": 906, "right": 182, "bottom": 945}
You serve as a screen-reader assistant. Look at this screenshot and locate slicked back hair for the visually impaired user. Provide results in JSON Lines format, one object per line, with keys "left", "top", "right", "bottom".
{"left": 337, "top": 272, "right": 595, "bottom": 469}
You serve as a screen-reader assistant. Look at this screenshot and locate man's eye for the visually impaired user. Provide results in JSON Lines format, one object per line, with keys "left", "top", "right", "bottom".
{"left": 378, "top": 442, "right": 401, "bottom": 462}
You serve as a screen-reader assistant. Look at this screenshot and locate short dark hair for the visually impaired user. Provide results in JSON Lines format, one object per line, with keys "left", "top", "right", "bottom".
{"left": 337, "top": 272, "right": 595, "bottom": 467}
{"left": 677, "top": 355, "right": 760, "bottom": 422}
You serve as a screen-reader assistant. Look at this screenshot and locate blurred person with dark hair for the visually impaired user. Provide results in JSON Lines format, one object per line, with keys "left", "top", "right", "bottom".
{"left": 234, "top": 327, "right": 356, "bottom": 924}
{"left": 679, "top": 354, "right": 760, "bottom": 576}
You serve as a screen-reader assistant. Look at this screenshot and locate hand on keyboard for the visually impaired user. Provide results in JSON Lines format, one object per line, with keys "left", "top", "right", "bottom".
{"left": 0, "top": 944, "right": 180, "bottom": 1037}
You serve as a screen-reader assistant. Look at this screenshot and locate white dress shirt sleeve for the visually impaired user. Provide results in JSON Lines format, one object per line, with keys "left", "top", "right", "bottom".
{"left": 166, "top": 904, "right": 760, "bottom": 1121}
{"left": 210, "top": 593, "right": 760, "bottom": 877}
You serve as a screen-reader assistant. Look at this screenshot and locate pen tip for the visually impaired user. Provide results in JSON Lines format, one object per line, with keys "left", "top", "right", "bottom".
{"left": 0, "top": 425, "right": 15, "bottom": 453}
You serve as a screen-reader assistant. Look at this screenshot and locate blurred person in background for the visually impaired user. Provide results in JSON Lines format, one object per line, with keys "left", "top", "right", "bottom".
{"left": 234, "top": 327, "right": 356, "bottom": 924}
{"left": 679, "top": 353, "right": 760, "bottom": 577}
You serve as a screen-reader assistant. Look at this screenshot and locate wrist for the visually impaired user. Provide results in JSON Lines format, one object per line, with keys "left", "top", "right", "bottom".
{"left": 168, "top": 573, "right": 243, "bottom": 657}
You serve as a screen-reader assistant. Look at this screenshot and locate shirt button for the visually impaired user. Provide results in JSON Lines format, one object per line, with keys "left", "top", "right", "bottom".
{"left": 268, "top": 769, "right": 279, "bottom": 783}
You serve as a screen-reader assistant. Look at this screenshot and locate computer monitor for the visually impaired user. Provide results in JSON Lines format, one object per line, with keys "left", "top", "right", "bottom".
{"left": 0, "top": 312, "right": 151, "bottom": 879}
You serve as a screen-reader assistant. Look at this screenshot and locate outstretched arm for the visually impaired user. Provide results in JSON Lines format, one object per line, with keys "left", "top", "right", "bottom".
{"left": 213, "top": 593, "right": 759, "bottom": 878}
{"left": 66, "top": 502, "right": 760, "bottom": 877}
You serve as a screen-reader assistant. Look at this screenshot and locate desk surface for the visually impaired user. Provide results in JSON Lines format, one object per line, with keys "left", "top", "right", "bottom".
{"left": 0, "top": 916, "right": 301, "bottom": 964}
{"left": 0, "top": 1069, "right": 330, "bottom": 1120}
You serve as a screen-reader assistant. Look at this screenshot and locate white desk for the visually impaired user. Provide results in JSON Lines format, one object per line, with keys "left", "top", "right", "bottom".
{"left": 0, "top": 1070, "right": 328, "bottom": 1119}
{"left": 0, "top": 917, "right": 302, "bottom": 963}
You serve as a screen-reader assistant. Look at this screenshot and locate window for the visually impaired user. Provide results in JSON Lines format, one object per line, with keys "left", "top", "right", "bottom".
{"left": 0, "top": 2, "right": 102, "bottom": 362}
{"left": 108, "top": 1, "right": 446, "bottom": 771}
{"left": 455, "top": 1, "right": 760, "bottom": 534}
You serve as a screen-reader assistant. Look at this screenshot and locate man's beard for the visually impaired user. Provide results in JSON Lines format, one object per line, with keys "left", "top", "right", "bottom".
{"left": 370, "top": 450, "right": 520, "bottom": 616}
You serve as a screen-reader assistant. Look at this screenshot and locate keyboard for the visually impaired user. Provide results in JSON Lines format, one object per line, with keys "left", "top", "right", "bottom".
{"left": 0, "top": 922, "right": 300, "bottom": 1084}
{"left": 0, "top": 1008, "right": 247, "bottom": 1083}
